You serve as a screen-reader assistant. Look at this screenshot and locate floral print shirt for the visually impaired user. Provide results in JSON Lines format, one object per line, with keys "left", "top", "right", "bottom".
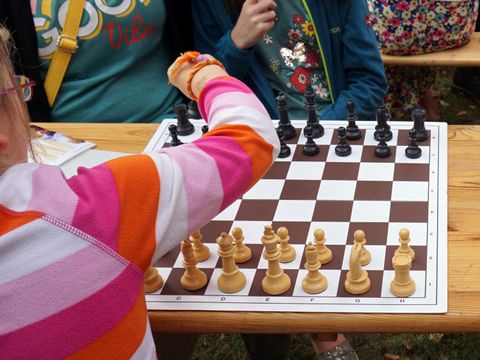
{"left": 256, "top": 0, "right": 332, "bottom": 119}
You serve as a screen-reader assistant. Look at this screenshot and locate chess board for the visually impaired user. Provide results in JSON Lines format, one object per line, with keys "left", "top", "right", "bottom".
{"left": 144, "top": 120, "right": 448, "bottom": 313}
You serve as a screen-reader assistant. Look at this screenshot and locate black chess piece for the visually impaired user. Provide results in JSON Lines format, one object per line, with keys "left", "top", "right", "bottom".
{"left": 276, "top": 128, "right": 291, "bottom": 158}
{"left": 345, "top": 99, "right": 361, "bottom": 140}
{"left": 187, "top": 100, "right": 202, "bottom": 119}
{"left": 411, "top": 108, "right": 429, "bottom": 142}
{"left": 201, "top": 124, "right": 209, "bottom": 135}
{"left": 303, "top": 84, "right": 324, "bottom": 139}
{"left": 374, "top": 127, "right": 391, "bottom": 158}
{"left": 276, "top": 93, "right": 296, "bottom": 140}
{"left": 405, "top": 128, "right": 422, "bottom": 159}
{"left": 335, "top": 126, "right": 352, "bottom": 157}
{"left": 374, "top": 105, "right": 392, "bottom": 142}
{"left": 302, "top": 125, "right": 319, "bottom": 156}
{"left": 168, "top": 124, "right": 183, "bottom": 147}
{"left": 174, "top": 103, "right": 194, "bottom": 136}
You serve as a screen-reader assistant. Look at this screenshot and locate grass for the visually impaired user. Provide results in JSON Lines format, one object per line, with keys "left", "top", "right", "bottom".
{"left": 189, "top": 69, "right": 480, "bottom": 360}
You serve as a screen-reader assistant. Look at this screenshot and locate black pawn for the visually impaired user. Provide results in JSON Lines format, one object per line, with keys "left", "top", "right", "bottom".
{"left": 345, "top": 99, "right": 361, "bottom": 140}
{"left": 187, "top": 101, "right": 202, "bottom": 119}
{"left": 168, "top": 124, "right": 183, "bottom": 147}
{"left": 302, "top": 125, "right": 319, "bottom": 156}
{"left": 374, "top": 105, "right": 392, "bottom": 142}
{"left": 405, "top": 128, "right": 422, "bottom": 159}
{"left": 375, "top": 127, "right": 391, "bottom": 158}
{"left": 276, "top": 128, "right": 291, "bottom": 158}
{"left": 411, "top": 108, "right": 429, "bottom": 142}
{"left": 276, "top": 93, "right": 296, "bottom": 140}
{"left": 335, "top": 127, "right": 352, "bottom": 157}
{"left": 174, "top": 103, "right": 194, "bottom": 136}
{"left": 303, "top": 84, "right": 324, "bottom": 139}
{"left": 201, "top": 124, "right": 209, "bottom": 135}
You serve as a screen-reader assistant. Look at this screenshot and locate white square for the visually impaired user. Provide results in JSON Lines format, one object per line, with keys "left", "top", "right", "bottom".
{"left": 213, "top": 200, "right": 241, "bottom": 220}
{"left": 204, "top": 268, "right": 257, "bottom": 295}
{"left": 276, "top": 145, "right": 297, "bottom": 162}
{"left": 273, "top": 200, "right": 316, "bottom": 221}
{"left": 395, "top": 146, "right": 430, "bottom": 164}
{"left": 292, "top": 269, "right": 341, "bottom": 297}
{"left": 351, "top": 201, "right": 391, "bottom": 222}
{"left": 326, "top": 145, "right": 363, "bottom": 163}
{"left": 381, "top": 270, "right": 426, "bottom": 298}
{"left": 307, "top": 222, "right": 350, "bottom": 245}
{"left": 317, "top": 180, "right": 357, "bottom": 200}
{"left": 286, "top": 162, "right": 325, "bottom": 180}
{"left": 358, "top": 163, "right": 395, "bottom": 181}
{"left": 387, "top": 223, "right": 428, "bottom": 246}
{"left": 243, "top": 179, "right": 285, "bottom": 199}
{"left": 173, "top": 243, "right": 219, "bottom": 268}
{"left": 341, "top": 245, "right": 386, "bottom": 270}
{"left": 391, "top": 181, "right": 429, "bottom": 202}
{"left": 296, "top": 127, "right": 335, "bottom": 145}
{"left": 257, "top": 244, "right": 305, "bottom": 269}
{"left": 230, "top": 221, "right": 270, "bottom": 244}
{"left": 363, "top": 129, "right": 399, "bottom": 146}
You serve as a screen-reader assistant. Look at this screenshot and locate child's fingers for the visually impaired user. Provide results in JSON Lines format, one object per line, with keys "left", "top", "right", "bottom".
{"left": 253, "top": 0, "right": 277, "bottom": 12}
{"left": 254, "top": 10, "right": 277, "bottom": 24}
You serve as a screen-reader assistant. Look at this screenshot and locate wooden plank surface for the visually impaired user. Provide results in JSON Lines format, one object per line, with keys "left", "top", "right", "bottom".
{"left": 36, "top": 123, "right": 480, "bottom": 333}
{"left": 382, "top": 33, "right": 480, "bottom": 67}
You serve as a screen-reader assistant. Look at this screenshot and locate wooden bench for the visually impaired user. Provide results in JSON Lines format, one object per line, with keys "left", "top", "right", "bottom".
{"left": 382, "top": 32, "right": 480, "bottom": 67}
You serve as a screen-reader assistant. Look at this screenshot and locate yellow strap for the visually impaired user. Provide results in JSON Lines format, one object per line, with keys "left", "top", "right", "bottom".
{"left": 44, "top": 0, "right": 86, "bottom": 106}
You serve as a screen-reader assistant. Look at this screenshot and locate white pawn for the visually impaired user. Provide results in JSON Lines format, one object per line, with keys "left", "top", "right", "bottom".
{"left": 232, "top": 227, "right": 252, "bottom": 263}
{"left": 395, "top": 228, "right": 415, "bottom": 262}
{"left": 190, "top": 229, "right": 210, "bottom": 262}
{"left": 144, "top": 266, "right": 163, "bottom": 293}
{"left": 353, "top": 229, "right": 371, "bottom": 266}
{"left": 314, "top": 228, "right": 332, "bottom": 265}
{"left": 302, "top": 242, "right": 327, "bottom": 294}
{"left": 277, "top": 226, "right": 296, "bottom": 263}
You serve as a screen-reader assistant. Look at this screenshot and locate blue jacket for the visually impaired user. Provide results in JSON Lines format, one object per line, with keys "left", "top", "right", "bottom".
{"left": 193, "top": 0, "right": 388, "bottom": 120}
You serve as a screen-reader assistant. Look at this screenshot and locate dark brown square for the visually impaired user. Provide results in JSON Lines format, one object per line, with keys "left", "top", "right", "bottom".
{"left": 394, "top": 164, "right": 430, "bottom": 181}
{"left": 332, "top": 128, "right": 366, "bottom": 145}
{"left": 361, "top": 146, "right": 397, "bottom": 163}
{"left": 284, "top": 128, "right": 302, "bottom": 144}
{"left": 236, "top": 200, "right": 278, "bottom": 221}
{"left": 264, "top": 162, "right": 291, "bottom": 179}
{"left": 160, "top": 268, "right": 214, "bottom": 295}
{"left": 354, "top": 181, "right": 393, "bottom": 201}
{"left": 154, "top": 247, "right": 181, "bottom": 267}
{"left": 336, "top": 270, "right": 383, "bottom": 298}
{"left": 248, "top": 269, "right": 299, "bottom": 296}
{"left": 384, "top": 245, "right": 428, "bottom": 271}
{"left": 347, "top": 223, "right": 390, "bottom": 245}
{"left": 215, "top": 244, "right": 263, "bottom": 269}
{"left": 312, "top": 201, "right": 353, "bottom": 222}
{"left": 200, "top": 221, "right": 234, "bottom": 243}
{"left": 271, "top": 221, "right": 312, "bottom": 244}
{"left": 280, "top": 180, "right": 321, "bottom": 200}
{"left": 299, "top": 245, "right": 346, "bottom": 270}
{"left": 397, "top": 129, "right": 430, "bottom": 146}
{"left": 390, "top": 202, "right": 429, "bottom": 222}
{"left": 292, "top": 145, "right": 329, "bottom": 161}
{"left": 322, "top": 163, "right": 360, "bottom": 180}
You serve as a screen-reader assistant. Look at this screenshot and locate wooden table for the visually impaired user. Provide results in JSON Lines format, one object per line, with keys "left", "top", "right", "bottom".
{"left": 37, "top": 123, "right": 480, "bottom": 333}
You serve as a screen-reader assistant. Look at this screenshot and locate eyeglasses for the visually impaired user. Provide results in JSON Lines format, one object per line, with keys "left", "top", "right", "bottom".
{"left": 0, "top": 75, "right": 35, "bottom": 102}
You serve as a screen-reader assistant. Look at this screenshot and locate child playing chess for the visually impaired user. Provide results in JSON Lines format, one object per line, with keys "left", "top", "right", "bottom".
{"left": 0, "top": 25, "right": 279, "bottom": 359}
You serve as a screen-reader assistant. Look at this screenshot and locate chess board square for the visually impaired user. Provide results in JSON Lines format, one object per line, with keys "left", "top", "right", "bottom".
{"left": 248, "top": 269, "right": 299, "bottom": 297}
{"left": 350, "top": 201, "right": 391, "bottom": 222}
{"left": 154, "top": 247, "right": 181, "bottom": 268}
{"left": 322, "top": 163, "right": 360, "bottom": 180}
{"left": 280, "top": 180, "right": 321, "bottom": 200}
{"left": 273, "top": 200, "right": 316, "bottom": 221}
{"left": 243, "top": 179, "right": 285, "bottom": 199}
{"left": 295, "top": 127, "right": 335, "bottom": 145}
{"left": 292, "top": 145, "right": 329, "bottom": 161}
{"left": 145, "top": 268, "right": 172, "bottom": 295}
{"left": 326, "top": 145, "right": 363, "bottom": 163}
{"left": 213, "top": 200, "right": 241, "bottom": 220}
{"left": 292, "top": 269, "right": 341, "bottom": 297}
{"left": 391, "top": 181, "right": 429, "bottom": 202}
{"left": 384, "top": 245, "right": 427, "bottom": 271}
{"left": 395, "top": 146, "right": 430, "bottom": 164}
{"left": 390, "top": 202, "right": 429, "bottom": 222}
{"left": 332, "top": 128, "right": 367, "bottom": 145}
{"left": 397, "top": 129, "right": 431, "bottom": 146}
{"left": 286, "top": 161, "right": 325, "bottom": 180}
{"left": 201, "top": 221, "right": 234, "bottom": 243}
{"left": 347, "top": 222, "right": 389, "bottom": 245}
{"left": 284, "top": 128, "right": 302, "bottom": 144}
{"left": 363, "top": 129, "right": 399, "bottom": 146}
{"left": 275, "top": 144, "right": 297, "bottom": 162}
{"left": 354, "top": 181, "right": 393, "bottom": 201}
{"left": 204, "top": 268, "right": 258, "bottom": 296}
{"left": 174, "top": 243, "right": 219, "bottom": 268}
{"left": 341, "top": 245, "right": 386, "bottom": 271}
{"left": 264, "top": 162, "right": 291, "bottom": 179}
{"left": 230, "top": 221, "right": 271, "bottom": 244}
{"left": 300, "top": 244, "right": 346, "bottom": 270}
{"left": 160, "top": 268, "right": 214, "bottom": 296}
{"left": 386, "top": 223, "right": 428, "bottom": 246}
{"left": 361, "top": 146, "right": 397, "bottom": 163}
{"left": 358, "top": 163, "right": 395, "bottom": 181}
{"left": 257, "top": 244, "right": 305, "bottom": 269}
{"left": 336, "top": 270, "right": 383, "bottom": 298}
{"left": 236, "top": 200, "right": 279, "bottom": 221}
{"left": 271, "top": 221, "right": 312, "bottom": 244}
{"left": 317, "top": 180, "right": 357, "bottom": 200}
{"left": 308, "top": 222, "right": 350, "bottom": 245}
{"left": 393, "top": 164, "right": 430, "bottom": 181}
{"left": 381, "top": 270, "right": 426, "bottom": 298}
{"left": 213, "top": 244, "right": 263, "bottom": 268}
{"left": 312, "top": 201, "right": 353, "bottom": 222}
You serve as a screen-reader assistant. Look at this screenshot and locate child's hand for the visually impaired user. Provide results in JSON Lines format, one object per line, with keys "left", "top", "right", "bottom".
{"left": 231, "top": 0, "right": 277, "bottom": 50}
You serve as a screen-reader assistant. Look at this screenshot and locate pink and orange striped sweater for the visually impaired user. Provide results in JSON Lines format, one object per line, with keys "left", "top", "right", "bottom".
{"left": 0, "top": 77, "right": 279, "bottom": 359}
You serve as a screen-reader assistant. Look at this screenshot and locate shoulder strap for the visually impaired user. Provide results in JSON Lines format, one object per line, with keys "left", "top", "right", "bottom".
{"left": 44, "top": 0, "right": 86, "bottom": 107}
